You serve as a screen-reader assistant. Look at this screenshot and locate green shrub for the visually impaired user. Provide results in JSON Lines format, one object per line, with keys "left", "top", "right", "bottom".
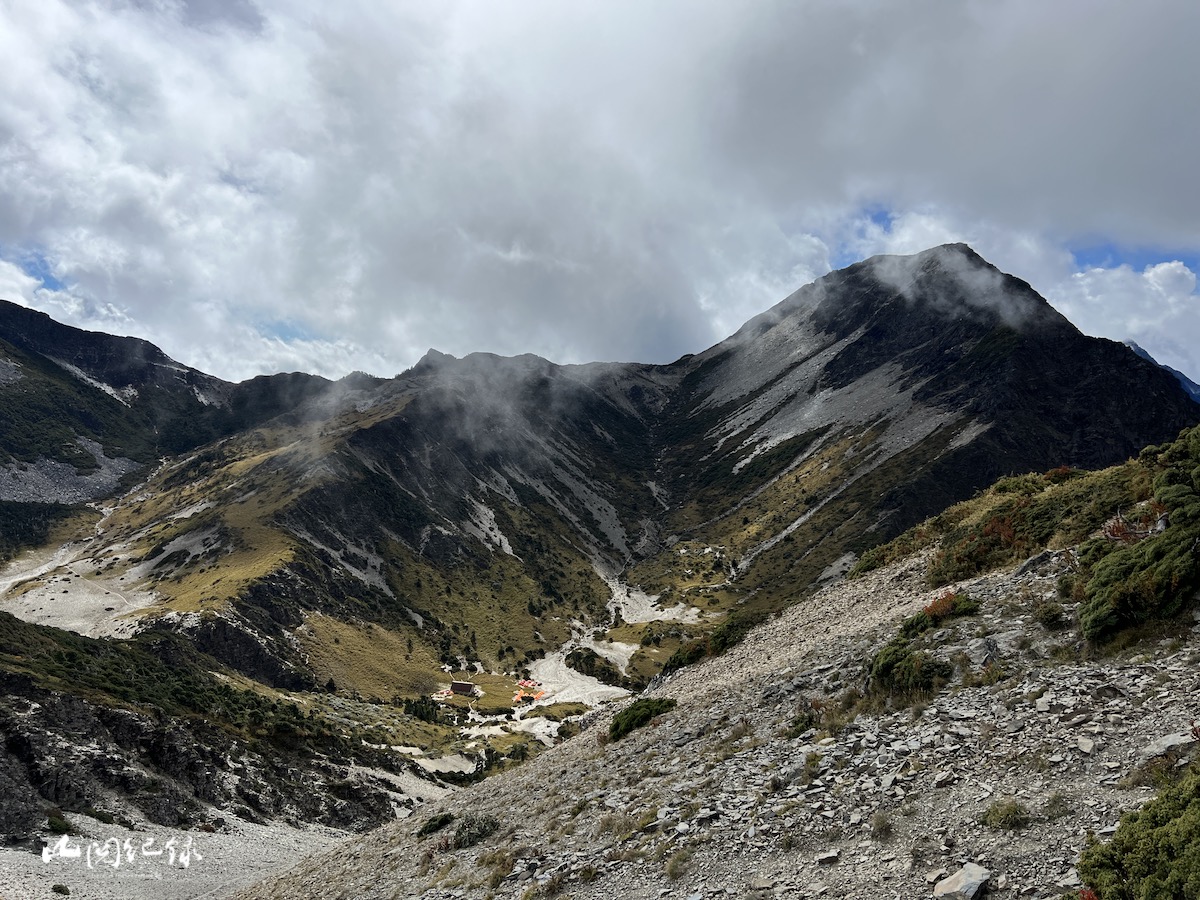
{"left": 452, "top": 813, "right": 500, "bottom": 849}
{"left": 1081, "top": 529, "right": 1199, "bottom": 642}
{"left": 661, "top": 608, "right": 769, "bottom": 675}
{"left": 900, "top": 590, "right": 981, "bottom": 638}
{"left": 609, "top": 698, "right": 677, "bottom": 742}
{"left": 980, "top": 799, "right": 1030, "bottom": 830}
{"left": 661, "top": 639, "right": 707, "bottom": 675}
{"left": 1057, "top": 574, "right": 1078, "bottom": 600}
{"left": 1080, "top": 427, "right": 1200, "bottom": 643}
{"left": 1033, "top": 599, "right": 1069, "bottom": 630}
{"left": 868, "top": 638, "right": 952, "bottom": 699}
{"left": 898, "top": 609, "right": 934, "bottom": 639}
{"left": 417, "top": 811, "right": 454, "bottom": 837}
{"left": 403, "top": 695, "right": 443, "bottom": 724}
{"left": 46, "top": 809, "right": 72, "bottom": 835}
{"left": 1079, "top": 767, "right": 1200, "bottom": 899}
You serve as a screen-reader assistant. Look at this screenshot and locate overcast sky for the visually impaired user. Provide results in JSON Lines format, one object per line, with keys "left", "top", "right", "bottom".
{"left": 1, "top": 0, "right": 1197, "bottom": 384}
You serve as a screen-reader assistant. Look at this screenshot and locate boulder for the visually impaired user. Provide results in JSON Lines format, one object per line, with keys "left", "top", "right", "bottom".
{"left": 1138, "top": 732, "right": 1196, "bottom": 763}
{"left": 934, "top": 862, "right": 991, "bottom": 899}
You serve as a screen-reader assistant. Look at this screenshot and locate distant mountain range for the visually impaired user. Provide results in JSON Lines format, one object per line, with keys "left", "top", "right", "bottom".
{"left": 1126, "top": 340, "right": 1200, "bottom": 402}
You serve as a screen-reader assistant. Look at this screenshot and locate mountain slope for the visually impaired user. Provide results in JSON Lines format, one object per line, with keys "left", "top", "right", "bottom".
{"left": 0, "top": 298, "right": 334, "bottom": 507}
{"left": 0, "top": 245, "right": 1197, "bottom": 851}
{"left": 237, "top": 424, "right": 1200, "bottom": 900}
{"left": 237, "top": 499, "right": 1200, "bottom": 900}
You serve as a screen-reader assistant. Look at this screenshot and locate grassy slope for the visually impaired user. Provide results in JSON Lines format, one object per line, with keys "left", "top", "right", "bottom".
{"left": 851, "top": 424, "right": 1200, "bottom": 645}
{"left": 0, "top": 610, "right": 374, "bottom": 754}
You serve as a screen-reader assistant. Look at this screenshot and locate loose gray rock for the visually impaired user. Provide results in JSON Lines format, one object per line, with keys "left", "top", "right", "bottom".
{"left": 933, "top": 863, "right": 991, "bottom": 899}
{"left": 1138, "top": 732, "right": 1196, "bottom": 762}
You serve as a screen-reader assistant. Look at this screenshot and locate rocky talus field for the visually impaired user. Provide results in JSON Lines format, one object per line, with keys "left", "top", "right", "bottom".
{"left": 235, "top": 548, "right": 1200, "bottom": 900}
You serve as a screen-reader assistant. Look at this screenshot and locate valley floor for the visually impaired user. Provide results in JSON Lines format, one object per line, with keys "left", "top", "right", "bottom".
{"left": 0, "top": 537, "right": 156, "bottom": 639}
{"left": 236, "top": 549, "right": 1200, "bottom": 900}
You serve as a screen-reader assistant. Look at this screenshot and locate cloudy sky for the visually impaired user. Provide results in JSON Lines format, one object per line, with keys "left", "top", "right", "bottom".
{"left": 1, "top": 0, "right": 1198, "bottom": 384}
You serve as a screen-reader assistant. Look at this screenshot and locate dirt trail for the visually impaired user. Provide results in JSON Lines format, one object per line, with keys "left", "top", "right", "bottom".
{"left": 0, "top": 540, "right": 157, "bottom": 638}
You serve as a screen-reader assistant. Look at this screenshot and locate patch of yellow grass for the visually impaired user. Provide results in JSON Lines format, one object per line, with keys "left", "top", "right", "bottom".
{"left": 298, "top": 613, "right": 443, "bottom": 700}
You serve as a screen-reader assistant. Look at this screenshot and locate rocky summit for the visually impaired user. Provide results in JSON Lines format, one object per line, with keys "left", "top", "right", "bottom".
{"left": 0, "top": 244, "right": 1198, "bottom": 898}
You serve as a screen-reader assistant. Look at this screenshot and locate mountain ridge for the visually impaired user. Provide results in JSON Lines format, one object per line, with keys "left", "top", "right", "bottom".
{"left": 0, "top": 244, "right": 1198, "bottom": 869}
{"left": 1127, "top": 339, "right": 1200, "bottom": 403}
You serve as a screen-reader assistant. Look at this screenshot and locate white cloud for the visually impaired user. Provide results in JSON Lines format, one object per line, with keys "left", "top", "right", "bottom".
{"left": 0, "top": 261, "right": 38, "bottom": 307}
{"left": 0, "top": 1, "right": 1197, "bottom": 383}
{"left": 847, "top": 210, "right": 967, "bottom": 260}
{"left": 1052, "top": 261, "right": 1200, "bottom": 377}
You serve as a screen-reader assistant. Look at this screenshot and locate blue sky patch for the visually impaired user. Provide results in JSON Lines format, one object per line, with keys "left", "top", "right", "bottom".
{"left": 1, "top": 246, "right": 67, "bottom": 293}
{"left": 1070, "top": 242, "right": 1200, "bottom": 278}
{"left": 829, "top": 207, "right": 894, "bottom": 268}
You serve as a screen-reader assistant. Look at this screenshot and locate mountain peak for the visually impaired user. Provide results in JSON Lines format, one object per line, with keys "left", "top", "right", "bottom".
{"left": 408, "top": 348, "right": 458, "bottom": 376}
{"left": 418, "top": 348, "right": 457, "bottom": 365}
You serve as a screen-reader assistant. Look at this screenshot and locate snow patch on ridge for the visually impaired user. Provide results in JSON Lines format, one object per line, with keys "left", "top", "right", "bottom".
{"left": 49, "top": 357, "right": 138, "bottom": 405}
{"left": 461, "top": 498, "right": 514, "bottom": 555}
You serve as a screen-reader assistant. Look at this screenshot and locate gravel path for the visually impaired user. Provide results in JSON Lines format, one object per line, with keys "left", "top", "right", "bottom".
{"left": 0, "top": 818, "right": 345, "bottom": 900}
